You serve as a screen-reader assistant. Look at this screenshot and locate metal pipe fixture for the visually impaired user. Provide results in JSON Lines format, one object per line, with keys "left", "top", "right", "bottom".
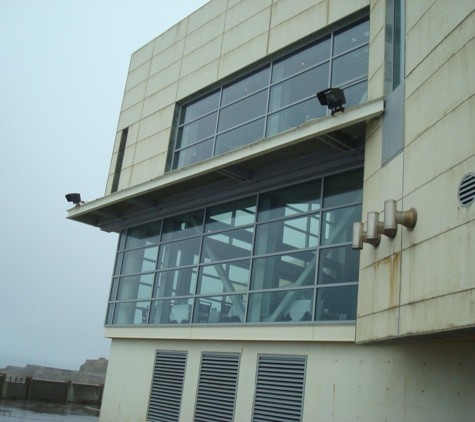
{"left": 352, "top": 221, "right": 380, "bottom": 250}
{"left": 366, "top": 211, "right": 385, "bottom": 242}
{"left": 383, "top": 199, "right": 417, "bottom": 237}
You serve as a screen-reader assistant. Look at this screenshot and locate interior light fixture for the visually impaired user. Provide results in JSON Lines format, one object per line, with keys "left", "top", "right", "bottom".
{"left": 65, "top": 193, "right": 82, "bottom": 206}
{"left": 317, "top": 88, "right": 346, "bottom": 116}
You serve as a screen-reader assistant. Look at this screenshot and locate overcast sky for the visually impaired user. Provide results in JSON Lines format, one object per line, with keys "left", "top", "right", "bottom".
{"left": 0, "top": 0, "right": 209, "bottom": 371}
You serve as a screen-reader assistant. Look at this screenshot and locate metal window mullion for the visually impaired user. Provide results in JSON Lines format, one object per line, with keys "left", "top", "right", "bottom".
{"left": 211, "top": 87, "right": 224, "bottom": 157}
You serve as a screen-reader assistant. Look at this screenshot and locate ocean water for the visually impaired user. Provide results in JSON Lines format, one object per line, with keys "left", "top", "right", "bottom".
{"left": 0, "top": 400, "right": 99, "bottom": 421}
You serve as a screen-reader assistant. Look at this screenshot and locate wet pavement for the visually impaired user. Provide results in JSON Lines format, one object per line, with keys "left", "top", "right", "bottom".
{"left": 0, "top": 400, "right": 99, "bottom": 421}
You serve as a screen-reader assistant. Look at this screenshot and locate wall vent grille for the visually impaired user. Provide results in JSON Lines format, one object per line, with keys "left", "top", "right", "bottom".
{"left": 458, "top": 173, "right": 475, "bottom": 206}
{"left": 252, "top": 355, "right": 307, "bottom": 422}
{"left": 194, "top": 353, "right": 240, "bottom": 422}
{"left": 147, "top": 350, "right": 187, "bottom": 422}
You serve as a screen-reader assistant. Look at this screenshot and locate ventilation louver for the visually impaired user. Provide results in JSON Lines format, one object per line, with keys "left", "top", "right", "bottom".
{"left": 458, "top": 173, "right": 475, "bottom": 206}
{"left": 252, "top": 355, "right": 307, "bottom": 422}
{"left": 194, "top": 353, "right": 240, "bottom": 422}
{"left": 147, "top": 350, "right": 187, "bottom": 422}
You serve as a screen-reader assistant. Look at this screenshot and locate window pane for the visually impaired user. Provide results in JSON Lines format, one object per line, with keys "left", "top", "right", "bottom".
{"left": 121, "top": 246, "right": 158, "bottom": 274}
{"left": 113, "top": 301, "right": 150, "bottom": 325}
{"left": 110, "top": 278, "right": 119, "bottom": 300}
{"left": 114, "top": 252, "right": 123, "bottom": 275}
{"left": 318, "top": 246, "right": 359, "bottom": 285}
{"left": 250, "top": 251, "right": 317, "bottom": 290}
{"left": 333, "top": 19, "right": 369, "bottom": 56}
{"left": 180, "top": 91, "right": 220, "bottom": 124}
{"left": 331, "top": 45, "right": 369, "bottom": 86}
{"left": 315, "top": 285, "right": 357, "bottom": 321}
{"left": 269, "top": 63, "right": 329, "bottom": 112}
{"left": 258, "top": 179, "right": 321, "bottom": 222}
{"left": 173, "top": 137, "right": 213, "bottom": 169}
{"left": 118, "top": 230, "right": 126, "bottom": 250}
{"left": 106, "top": 304, "right": 114, "bottom": 325}
{"left": 323, "top": 169, "right": 363, "bottom": 208}
{"left": 117, "top": 273, "right": 154, "bottom": 300}
{"left": 321, "top": 205, "right": 362, "bottom": 246}
{"left": 247, "top": 288, "right": 314, "bottom": 323}
{"left": 343, "top": 81, "right": 367, "bottom": 109}
{"left": 193, "top": 295, "right": 245, "bottom": 324}
{"left": 218, "top": 90, "right": 267, "bottom": 132}
{"left": 272, "top": 37, "right": 331, "bottom": 83}
{"left": 158, "top": 237, "right": 200, "bottom": 269}
{"left": 162, "top": 209, "right": 204, "bottom": 242}
{"left": 177, "top": 112, "right": 217, "bottom": 149}
{"left": 266, "top": 97, "right": 325, "bottom": 137}
{"left": 197, "top": 260, "right": 250, "bottom": 295}
{"left": 153, "top": 268, "right": 198, "bottom": 298}
{"left": 214, "top": 118, "right": 265, "bottom": 155}
{"left": 149, "top": 298, "right": 193, "bottom": 324}
{"left": 201, "top": 227, "right": 254, "bottom": 263}
{"left": 125, "top": 221, "right": 161, "bottom": 249}
{"left": 206, "top": 196, "right": 256, "bottom": 232}
{"left": 222, "top": 67, "right": 270, "bottom": 105}
{"left": 254, "top": 214, "right": 319, "bottom": 255}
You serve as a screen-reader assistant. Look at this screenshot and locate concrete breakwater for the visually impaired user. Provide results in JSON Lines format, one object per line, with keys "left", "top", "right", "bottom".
{"left": 0, "top": 373, "right": 103, "bottom": 405}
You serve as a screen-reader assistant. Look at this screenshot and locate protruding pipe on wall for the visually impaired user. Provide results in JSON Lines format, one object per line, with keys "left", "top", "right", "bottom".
{"left": 352, "top": 221, "right": 380, "bottom": 250}
{"left": 384, "top": 199, "right": 417, "bottom": 237}
{"left": 366, "top": 211, "right": 385, "bottom": 242}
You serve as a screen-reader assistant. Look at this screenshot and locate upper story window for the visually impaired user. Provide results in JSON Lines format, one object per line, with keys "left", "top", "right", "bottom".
{"left": 105, "top": 168, "right": 363, "bottom": 327}
{"left": 170, "top": 18, "right": 369, "bottom": 170}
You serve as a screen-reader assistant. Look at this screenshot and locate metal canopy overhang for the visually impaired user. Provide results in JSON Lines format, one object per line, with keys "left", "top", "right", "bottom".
{"left": 67, "top": 98, "right": 385, "bottom": 232}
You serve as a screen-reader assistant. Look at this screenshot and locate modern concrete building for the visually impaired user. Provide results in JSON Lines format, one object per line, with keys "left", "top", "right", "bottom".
{"left": 67, "top": 0, "right": 475, "bottom": 421}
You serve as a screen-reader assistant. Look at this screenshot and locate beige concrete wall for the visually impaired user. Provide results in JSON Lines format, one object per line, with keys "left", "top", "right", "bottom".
{"left": 105, "top": 0, "right": 371, "bottom": 194}
{"left": 357, "top": 1, "right": 475, "bottom": 341}
{"left": 99, "top": 338, "right": 475, "bottom": 422}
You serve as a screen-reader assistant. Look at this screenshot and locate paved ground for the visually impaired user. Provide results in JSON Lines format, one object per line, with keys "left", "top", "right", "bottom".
{"left": 0, "top": 400, "right": 99, "bottom": 421}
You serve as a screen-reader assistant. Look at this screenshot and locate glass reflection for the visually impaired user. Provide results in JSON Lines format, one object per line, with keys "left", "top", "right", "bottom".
{"left": 193, "top": 295, "right": 245, "bottom": 324}
{"left": 315, "top": 285, "right": 357, "bottom": 321}
{"left": 247, "top": 288, "right": 314, "bottom": 323}
{"left": 113, "top": 301, "right": 150, "bottom": 325}
{"left": 258, "top": 179, "right": 321, "bottom": 222}
{"left": 201, "top": 227, "right": 254, "bottom": 263}
{"left": 121, "top": 246, "right": 158, "bottom": 275}
{"left": 250, "top": 251, "right": 317, "bottom": 290}
{"left": 180, "top": 91, "right": 219, "bottom": 124}
{"left": 272, "top": 37, "right": 331, "bottom": 83}
{"left": 125, "top": 221, "right": 161, "bottom": 249}
{"left": 149, "top": 298, "right": 193, "bottom": 324}
{"left": 173, "top": 137, "right": 214, "bottom": 169}
{"left": 265, "top": 97, "right": 325, "bottom": 137}
{"left": 116, "top": 273, "right": 154, "bottom": 300}
{"left": 206, "top": 196, "right": 256, "bottom": 232}
{"left": 222, "top": 66, "right": 270, "bottom": 105}
{"left": 322, "top": 205, "right": 362, "bottom": 246}
{"left": 318, "top": 246, "right": 359, "bottom": 285}
{"left": 214, "top": 118, "right": 265, "bottom": 155}
{"left": 197, "top": 260, "right": 250, "bottom": 295}
{"left": 269, "top": 64, "right": 329, "bottom": 112}
{"left": 162, "top": 209, "right": 204, "bottom": 242}
{"left": 342, "top": 81, "right": 367, "bottom": 109}
{"left": 158, "top": 237, "right": 200, "bottom": 269}
{"left": 332, "top": 45, "right": 369, "bottom": 86}
{"left": 177, "top": 112, "right": 217, "bottom": 149}
{"left": 323, "top": 169, "right": 363, "bottom": 208}
{"left": 254, "top": 214, "right": 319, "bottom": 255}
{"left": 153, "top": 268, "right": 197, "bottom": 298}
{"left": 218, "top": 91, "right": 267, "bottom": 132}
{"left": 333, "top": 19, "right": 369, "bottom": 56}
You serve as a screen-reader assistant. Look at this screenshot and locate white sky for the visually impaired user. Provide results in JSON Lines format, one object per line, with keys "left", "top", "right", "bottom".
{"left": 0, "top": 0, "right": 209, "bottom": 370}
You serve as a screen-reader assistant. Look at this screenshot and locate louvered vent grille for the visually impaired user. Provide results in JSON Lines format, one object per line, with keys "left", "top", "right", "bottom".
{"left": 147, "top": 350, "right": 187, "bottom": 422}
{"left": 458, "top": 173, "right": 475, "bottom": 206}
{"left": 252, "top": 355, "right": 307, "bottom": 422}
{"left": 194, "top": 353, "right": 240, "bottom": 422}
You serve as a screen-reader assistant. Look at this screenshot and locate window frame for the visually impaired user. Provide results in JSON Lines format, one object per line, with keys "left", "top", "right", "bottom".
{"left": 168, "top": 16, "right": 370, "bottom": 171}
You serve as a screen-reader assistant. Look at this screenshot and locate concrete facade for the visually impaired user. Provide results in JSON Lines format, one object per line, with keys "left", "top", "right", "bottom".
{"left": 67, "top": 0, "right": 475, "bottom": 421}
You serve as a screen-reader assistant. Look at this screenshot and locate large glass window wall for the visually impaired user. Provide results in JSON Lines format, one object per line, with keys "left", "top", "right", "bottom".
{"left": 171, "top": 18, "right": 369, "bottom": 170}
{"left": 106, "top": 169, "right": 363, "bottom": 326}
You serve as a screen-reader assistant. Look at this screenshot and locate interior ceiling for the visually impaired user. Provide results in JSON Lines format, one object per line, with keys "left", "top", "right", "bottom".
{"left": 70, "top": 122, "right": 366, "bottom": 230}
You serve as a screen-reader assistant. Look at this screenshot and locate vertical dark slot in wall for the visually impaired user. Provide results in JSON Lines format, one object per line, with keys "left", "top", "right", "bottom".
{"left": 111, "top": 127, "right": 129, "bottom": 193}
